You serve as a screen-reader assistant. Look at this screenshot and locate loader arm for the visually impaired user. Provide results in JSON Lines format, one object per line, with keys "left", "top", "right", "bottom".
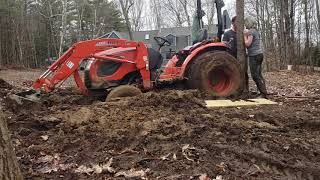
{"left": 33, "top": 38, "right": 149, "bottom": 95}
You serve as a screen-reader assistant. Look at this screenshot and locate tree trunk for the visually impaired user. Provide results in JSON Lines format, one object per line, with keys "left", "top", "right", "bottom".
{"left": 315, "top": 0, "right": 320, "bottom": 43}
{"left": 283, "top": 0, "right": 290, "bottom": 66}
{"left": 289, "top": 0, "right": 295, "bottom": 65}
{"left": 304, "top": 0, "right": 311, "bottom": 67}
{"left": 179, "top": 0, "right": 191, "bottom": 27}
{"left": 265, "top": 0, "right": 273, "bottom": 70}
{"left": 119, "top": 0, "right": 133, "bottom": 40}
{"left": 59, "top": 0, "right": 67, "bottom": 57}
{"left": 152, "top": 0, "right": 163, "bottom": 31}
{"left": 0, "top": 110, "right": 23, "bottom": 180}
{"left": 236, "top": 0, "right": 247, "bottom": 91}
{"left": 279, "top": 1, "right": 286, "bottom": 69}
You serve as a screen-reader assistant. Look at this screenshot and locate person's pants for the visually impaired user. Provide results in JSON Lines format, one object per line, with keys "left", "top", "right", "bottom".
{"left": 243, "top": 56, "right": 249, "bottom": 92}
{"left": 249, "top": 54, "right": 267, "bottom": 95}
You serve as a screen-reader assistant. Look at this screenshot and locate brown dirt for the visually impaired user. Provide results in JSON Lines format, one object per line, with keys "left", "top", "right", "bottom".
{"left": 1, "top": 70, "right": 320, "bottom": 179}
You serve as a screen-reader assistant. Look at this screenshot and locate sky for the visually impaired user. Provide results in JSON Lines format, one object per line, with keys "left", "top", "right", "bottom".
{"left": 142, "top": 0, "right": 235, "bottom": 14}
{"left": 139, "top": 0, "right": 236, "bottom": 30}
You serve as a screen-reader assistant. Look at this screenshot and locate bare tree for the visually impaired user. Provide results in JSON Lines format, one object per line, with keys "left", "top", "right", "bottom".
{"left": 119, "top": 0, "right": 134, "bottom": 40}
{"left": 178, "top": 0, "right": 191, "bottom": 27}
{"left": 129, "top": 0, "right": 144, "bottom": 31}
{"left": 0, "top": 110, "right": 23, "bottom": 180}
{"left": 59, "top": 0, "right": 68, "bottom": 56}
{"left": 304, "top": 0, "right": 311, "bottom": 65}
{"left": 203, "top": 0, "right": 215, "bottom": 31}
{"left": 315, "top": 0, "right": 320, "bottom": 34}
{"left": 151, "top": 0, "right": 163, "bottom": 30}
{"left": 162, "top": 0, "right": 184, "bottom": 27}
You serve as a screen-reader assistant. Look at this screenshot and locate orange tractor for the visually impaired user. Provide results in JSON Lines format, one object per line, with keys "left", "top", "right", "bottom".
{"left": 19, "top": 0, "right": 243, "bottom": 101}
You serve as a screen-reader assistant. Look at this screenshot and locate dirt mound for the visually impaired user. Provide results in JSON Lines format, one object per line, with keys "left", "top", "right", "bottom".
{"left": 125, "top": 90, "right": 205, "bottom": 108}
{"left": 3, "top": 87, "right": 319, "bottom": 179}
{"left": 1, "top": 70, "right": 320, "bottom": 179}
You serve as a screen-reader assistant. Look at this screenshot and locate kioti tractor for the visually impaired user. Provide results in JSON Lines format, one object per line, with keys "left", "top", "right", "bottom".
{"left": 18, "top": 0, "right": 243, "bottom": 101}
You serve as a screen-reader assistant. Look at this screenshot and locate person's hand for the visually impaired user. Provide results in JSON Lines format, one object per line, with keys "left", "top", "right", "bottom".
{"left": 244, "top": 29, "right": 250, "bottom": 36}
{"left": 222, "top": 41, "right": 231, "bottom": 48}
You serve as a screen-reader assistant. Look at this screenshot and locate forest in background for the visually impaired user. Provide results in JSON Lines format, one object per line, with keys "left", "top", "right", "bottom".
{"left": 0, "top": 0, "right": 319, "bottom": 70}
{"left": 0, "top": 0, "right": 125, "bottom": 67}
{"left": 242, "top": 0, "right": 320, "bottom": 70}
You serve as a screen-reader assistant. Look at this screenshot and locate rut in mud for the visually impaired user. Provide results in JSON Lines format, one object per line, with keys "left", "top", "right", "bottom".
{"left": 1, "top": 71, "right": 320, "bottom": 179}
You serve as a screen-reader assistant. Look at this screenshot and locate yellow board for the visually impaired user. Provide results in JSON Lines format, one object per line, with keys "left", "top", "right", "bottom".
{"left": 205, "top": 98, "right": 277, "bottom": 108}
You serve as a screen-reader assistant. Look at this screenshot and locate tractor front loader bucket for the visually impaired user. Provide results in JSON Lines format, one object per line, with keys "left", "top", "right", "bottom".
{"left": 9, "top": 89, "right": 41, "bottom": 105}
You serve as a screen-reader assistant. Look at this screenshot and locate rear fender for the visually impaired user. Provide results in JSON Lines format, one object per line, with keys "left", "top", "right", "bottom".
{"left": 180, "top": 42, "right": 228, "bottom": 77}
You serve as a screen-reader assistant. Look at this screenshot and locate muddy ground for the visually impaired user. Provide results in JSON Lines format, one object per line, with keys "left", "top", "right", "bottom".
{"left": 1, "top": 69, "right": 320, "bottom": 180}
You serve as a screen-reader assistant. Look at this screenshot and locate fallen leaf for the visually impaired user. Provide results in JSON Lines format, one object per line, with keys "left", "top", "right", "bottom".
{"left": 37, "top": 155, "right": 54, "bottom": 163}
{"left": 115, "top": 168, "right": 150, "bottom": 178}
{"left": 215, "top": 162, "right": 226, "bottom": 173}
{"left": 214, "top": 175, "right": 223, "bottom": 180}
{"left": 92, "top": 165, "right": 103, "bottom": 174}
{"left": 182, "top": 144, "right": 196, "bottom": 162}
{"left": 173, "top": 153, "right": 177, "bottom": 160}
{"left": 160, "top": 153, "right": 171, "bottom": 161}
{"left": 74, "top": 158, "right": 115, "bottom": 175}
{"left": 284, "top": 145, "right": 290, "bottom": 151}
{"left": 119, "top": 148, "right": 139, "bottom": 155}
{"left": 40, "top": 135, "right": 49, "bottom": 141}
{"left": 102, "top": 158, "right": 116, "bottom": 173}
{"left": 75, "top": 165, "right": 93, "bottom": 175}
{"left": 199, "top": 174, "right": 210, "bottom": 180}
{"left": 14, "top": 139, "right": 21, "bottom": 146}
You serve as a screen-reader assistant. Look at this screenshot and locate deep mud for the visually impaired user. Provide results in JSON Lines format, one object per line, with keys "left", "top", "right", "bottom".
{"left": 1, "top": 71, "right": 320, "bottom": 180}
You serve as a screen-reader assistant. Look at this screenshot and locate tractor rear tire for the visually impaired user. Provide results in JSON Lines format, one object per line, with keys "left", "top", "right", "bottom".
{"left": 187, "top": 51, "right": 242, "bottom": 97}
{"left": 106, "top": 85, "right": 142, "bottom": 101}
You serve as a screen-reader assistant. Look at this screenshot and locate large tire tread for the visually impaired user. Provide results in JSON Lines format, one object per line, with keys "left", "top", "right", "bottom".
{"left": 187, "top": 51, "right": 243, "bottom": 97}
{"left": 106, "top": 85, "right": 142, "bottom": 101}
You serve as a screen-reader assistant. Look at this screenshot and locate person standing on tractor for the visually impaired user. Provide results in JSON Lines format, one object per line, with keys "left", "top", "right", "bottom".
{"left": 244, "top": 18, "right": 268, "bottom": 98}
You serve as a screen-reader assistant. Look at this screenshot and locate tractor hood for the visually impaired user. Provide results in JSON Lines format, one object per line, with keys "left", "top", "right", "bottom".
{"left": 94, "top": 47, "right": 137, "bottom": 57}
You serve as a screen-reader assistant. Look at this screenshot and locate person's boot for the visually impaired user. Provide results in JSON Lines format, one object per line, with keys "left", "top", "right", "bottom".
{"left": 258, "top": 82, "right": 268, "bottom": 99}
{"left": 257, "top": 92, "right": 268, "bottom": 99}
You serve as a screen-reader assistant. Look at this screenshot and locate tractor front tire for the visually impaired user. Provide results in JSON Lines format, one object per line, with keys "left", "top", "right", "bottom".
{"left": 187, "top": 51, "right": 242, "bottom": 97}
{"left": 106, "top": 85, "right": 142, "bottom": 101}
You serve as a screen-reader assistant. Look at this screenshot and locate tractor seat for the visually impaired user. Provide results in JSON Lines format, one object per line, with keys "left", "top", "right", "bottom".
{"left": 147, "top": 48, "right": 164, "bottom": 81}
{"left": 147, "top": 48, "right": 163, "bottom": 71}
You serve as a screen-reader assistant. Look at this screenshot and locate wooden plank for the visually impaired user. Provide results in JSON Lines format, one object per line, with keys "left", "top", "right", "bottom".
{"left": 205, "top": 98, "right": 277, "bottom": 107}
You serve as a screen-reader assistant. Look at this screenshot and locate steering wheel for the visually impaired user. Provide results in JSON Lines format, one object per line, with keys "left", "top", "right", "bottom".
{"left": 154, "top": 36, "right": 171, "bottom": 50}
